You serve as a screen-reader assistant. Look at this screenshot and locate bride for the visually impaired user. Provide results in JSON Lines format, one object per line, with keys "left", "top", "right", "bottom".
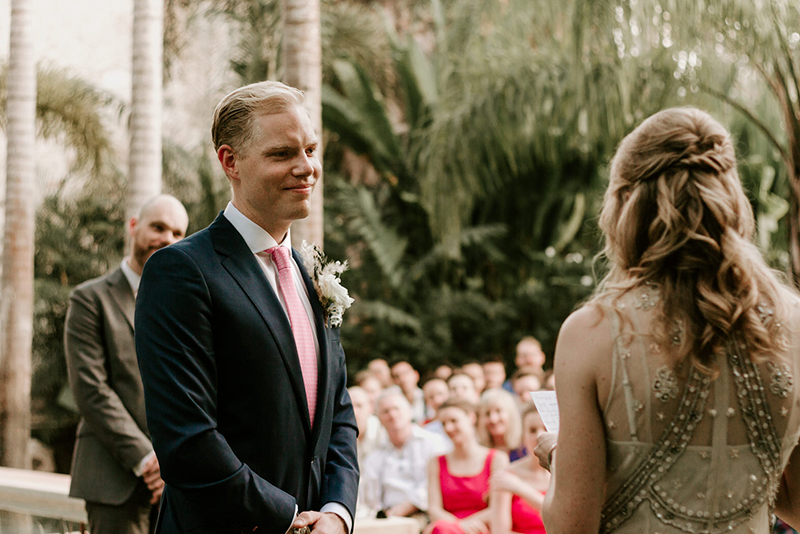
{"left": 535, "top": 107, "right": 800, "bottom": 533}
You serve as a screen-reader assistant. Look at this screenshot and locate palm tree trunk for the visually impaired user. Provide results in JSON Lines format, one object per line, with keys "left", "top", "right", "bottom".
{"left": 128, "top": 0, "right": 164, "bottom": 222}
{"left": 1, "top": 0, "right": 35, "bottom": 477}
{"left": 283, "top": 0, "right": 324, "bottom": 249}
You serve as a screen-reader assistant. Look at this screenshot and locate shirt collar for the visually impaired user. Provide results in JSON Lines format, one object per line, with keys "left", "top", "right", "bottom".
{"left": 120, "top": 257, "right": 141, "bottom": 295}
{"left": 223, "top": 202, "right": 292, "bottom": 254}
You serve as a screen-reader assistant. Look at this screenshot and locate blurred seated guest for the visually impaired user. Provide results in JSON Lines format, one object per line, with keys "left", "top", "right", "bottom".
{"left": 504, "top": 337, "right": 545, "bottom": 392}
{"left": 490, "top": 404, "right": 549, "bottom": 534}
{"left": 477, "top": 389, "right": 524, "bottom": 461}
{"left": 534, "top": 108, "right": 800, "bottom": 533}
{"left": 482, "top": 356, "right": 507, "bottom": 391}
{"left": 361, "top": 389, "right": 449, "bottom": 522}
{"left": 515, "top": 337, "right": 546, "bottom": 374}
{"left": 355, "top": 369, "right": 384, "bottom": 410}
{"left": 460, "top": 361, "right": 486, "bottom": 394}
{"left": 434, "top": 363, "right": 454, "bottom": 381}
{"left": 423, "top": 377, "right": 451, "bottom": 424}
{"left": 447, "top": 372, "right": 480, "bottom": 404}
{"left": 425, "top": 398, "right": 509, "bottom": 534}
{"left": 391, "top": 360, "right": 427, "bottom": 424}
{"left": 511, "top": 367, "right": 543, "bottom": 405}
{"left": 350, "top": 386, "right": 387, "bottom": 520}
{"left": 348, "top": 386, "right": 385, "bottom": 465}
{"left": 368, "top": 358, "right": 394, "bottom": 388}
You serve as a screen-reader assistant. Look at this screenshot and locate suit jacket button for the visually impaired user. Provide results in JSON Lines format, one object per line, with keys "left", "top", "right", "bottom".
{"left": 311, "top": 456, "right": 317, "bottom": 465}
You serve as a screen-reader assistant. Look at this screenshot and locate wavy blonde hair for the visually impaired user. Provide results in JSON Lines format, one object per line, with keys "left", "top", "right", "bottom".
{"left": 596, "top": 107, "right": 790, "bottom": 373}
{"left": 476, "top": 388, "right": 522, "bottom": 450}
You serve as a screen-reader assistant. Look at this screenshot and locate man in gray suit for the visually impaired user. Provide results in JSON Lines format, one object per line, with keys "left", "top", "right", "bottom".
{"left": 65, "top": 194, "right": 189, "bottom": 534}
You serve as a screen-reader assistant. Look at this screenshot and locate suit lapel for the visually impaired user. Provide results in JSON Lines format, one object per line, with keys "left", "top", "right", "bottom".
{"left": 106, "top": 268, "right": 135, "bottom": 331}
{"left": 209, "top": 214, "right": 312, "bottom": 437}
{"left": 294, "top": 250, "right": 331, "bottom": 445}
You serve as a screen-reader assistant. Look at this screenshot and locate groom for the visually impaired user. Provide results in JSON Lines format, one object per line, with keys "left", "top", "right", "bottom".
{"left": 135, "top": 81, "right": 359, "bottom": 534}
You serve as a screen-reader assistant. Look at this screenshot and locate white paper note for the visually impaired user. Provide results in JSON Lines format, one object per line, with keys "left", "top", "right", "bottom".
{"left": 530, "top": 390, "right": 560, "bottom": 433}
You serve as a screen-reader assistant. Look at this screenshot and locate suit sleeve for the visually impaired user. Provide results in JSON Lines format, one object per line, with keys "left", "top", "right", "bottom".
{"left": 64, "top": 285, "right": 152, "bottom": 471}
{"left": 320, "top": 332, "right": 360, "bottom": 524}
{"left": 135, "top": 247, "right": 296, "bottom": 531}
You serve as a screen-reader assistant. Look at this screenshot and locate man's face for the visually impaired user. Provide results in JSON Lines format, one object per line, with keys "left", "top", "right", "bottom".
{"left": 368, "top": 359, "right": 393, "bottom": 388}
{"left": 515, "top": 340, "right": 545, "bottom": 369}
{"left": 129, "top": 200, "right": 188, "bottom": 269}
{"left": 228, "top": 105, "right": 321, "bottom": 236}
{"left": 376, "top": 395, "right": 412, "bottom": 439}
{"left": 483, "top": 362, "right": 506, "bottom": 390}
{"left": 391, "top": 362, "right": 419, "bottom": 393}
{"left": 448, "top": 375, "right": 479, "bottom": 403}
{"left": 423, "top": 379, "right": 450, "bottom": 412}
{"left": 461, "top": 363, "right": 485, "bottom": 393}
{"left": 514, "top": 374, "right": 542, "bottom": 401}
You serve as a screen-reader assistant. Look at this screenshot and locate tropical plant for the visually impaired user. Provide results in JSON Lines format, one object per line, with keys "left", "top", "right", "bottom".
{"left": 318, "top": 0, "right": 691, "bottom": 373}
{"left": 612, "top": 0, "right": 800, "bottom": 283}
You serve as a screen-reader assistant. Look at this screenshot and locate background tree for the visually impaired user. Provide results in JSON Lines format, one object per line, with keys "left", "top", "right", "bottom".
{"left": 613, "top": 0, "right": 800, "bottom": 283}
{"left": 1, "top": 0, "right": 37, "bottom": 476}
{"left": 283, "top": 0, "right": 324, "bottom": 247}
{"left": 128, "top": 0, "right": 165, "bottom": 223}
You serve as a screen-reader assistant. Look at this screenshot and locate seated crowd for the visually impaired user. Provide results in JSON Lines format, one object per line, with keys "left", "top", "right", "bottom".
{"left": 349, "top": 336, "right": 552, "bottom": 534}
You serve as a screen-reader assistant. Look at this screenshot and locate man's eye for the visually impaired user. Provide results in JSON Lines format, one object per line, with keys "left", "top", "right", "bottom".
{"left": 306, "top": 147, "right": 316, "bottom": 156}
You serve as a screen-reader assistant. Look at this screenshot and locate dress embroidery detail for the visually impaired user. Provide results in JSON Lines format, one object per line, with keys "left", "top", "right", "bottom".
{"left": 635, "top": 283, "right": 660, "bottom": 311}
{"left": 599, "top": 368, "right": 710, "bottom": 533}
{"left": 653, "top": 367, "right": 679, "bottom": 403}
{"left": 600, "top": 339, "right": 784, "bottom": 534}
{"left": 767, "top": 362, "right": 794, "bottom": 398}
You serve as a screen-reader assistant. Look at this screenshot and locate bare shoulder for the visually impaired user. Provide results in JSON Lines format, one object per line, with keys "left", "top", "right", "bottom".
{"left": 556, "top": 305, "right": 613, "bottom": 367}
{"left": 490, "top": 448, "right": 510, "bottom": 470}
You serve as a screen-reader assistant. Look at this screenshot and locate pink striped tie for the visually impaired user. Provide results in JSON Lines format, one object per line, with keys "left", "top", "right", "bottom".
{"left": 267, "top": 246, "right": 317, "bottom": 426}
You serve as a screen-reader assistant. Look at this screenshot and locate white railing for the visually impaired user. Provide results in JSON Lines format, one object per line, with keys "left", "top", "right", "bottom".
{"left": 0, "top": 467, "right": 420, "bottom": 534}
{"left": 0, "top": 467, "right": 86, "bottom": 525}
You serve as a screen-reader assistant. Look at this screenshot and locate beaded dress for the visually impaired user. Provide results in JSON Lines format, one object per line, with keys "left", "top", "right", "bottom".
{"left": 599, "top": 285, "right": 800, "bottom": 534}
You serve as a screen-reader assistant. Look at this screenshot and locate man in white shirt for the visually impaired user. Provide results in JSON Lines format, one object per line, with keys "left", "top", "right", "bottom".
{"left": 360, "top": 389, "right": 449, "bottom": 521}
{"left": 65, "top": 194, "right": 187, "bottom": 534}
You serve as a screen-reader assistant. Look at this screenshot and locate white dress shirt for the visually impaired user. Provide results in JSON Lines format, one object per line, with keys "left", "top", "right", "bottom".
{"left": 223, "top": 203, "right": 351, "bottom": 533}
{"left": 360, "top": 425, "right": 450, "bottom": 516}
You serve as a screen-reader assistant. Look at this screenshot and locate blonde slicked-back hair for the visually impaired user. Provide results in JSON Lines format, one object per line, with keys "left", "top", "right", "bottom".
{"left": 211, "top": 81, "right": 305, "bottom": 154}
{"left": 596, "top": 107, "right": 790, "bottom": 374}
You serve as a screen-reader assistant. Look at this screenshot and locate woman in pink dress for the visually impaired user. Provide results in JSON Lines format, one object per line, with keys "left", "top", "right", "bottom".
{"left": 490, "top": 403, "right": 549, "bottom": 534}
{"left": 425, "top": 398, "right": 509, "bottom": 534}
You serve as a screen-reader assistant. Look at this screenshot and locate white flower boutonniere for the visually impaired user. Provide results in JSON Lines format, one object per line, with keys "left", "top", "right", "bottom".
{"left": 299, "top": 241, "right": 355, "bottom": 328}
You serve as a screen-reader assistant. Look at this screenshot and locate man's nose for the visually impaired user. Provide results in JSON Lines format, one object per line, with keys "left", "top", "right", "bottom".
{"left": 293, "top": 152, "right": 315, "bottom": 177}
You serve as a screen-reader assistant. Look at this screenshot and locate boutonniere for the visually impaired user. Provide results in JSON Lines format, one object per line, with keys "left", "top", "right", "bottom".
{"left": 299, "top": 241, "right": 355, "bottom": 328}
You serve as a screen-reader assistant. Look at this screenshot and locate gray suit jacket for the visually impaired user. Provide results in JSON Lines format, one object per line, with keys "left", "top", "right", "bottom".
{"left": 64, "top": 267, "right": 153, "bottom": 505}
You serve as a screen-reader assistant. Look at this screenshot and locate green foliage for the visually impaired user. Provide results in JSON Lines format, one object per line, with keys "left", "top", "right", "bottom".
{"left": 0, "top": 65, "right": 119, "bottom": 179}
{"left": 205, "top": 0, "right": 392, "bottom": 87}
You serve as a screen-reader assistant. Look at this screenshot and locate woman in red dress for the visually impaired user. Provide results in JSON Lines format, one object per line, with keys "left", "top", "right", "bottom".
{"left": 425, "top": 398, "right": 509, "bottom": 534}
{"left": 490, "top": 404, "right": 550, "bottom": 533}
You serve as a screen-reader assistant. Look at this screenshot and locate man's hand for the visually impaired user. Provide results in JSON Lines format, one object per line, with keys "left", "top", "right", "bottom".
{"left": 141, "top": 455, "right": 165, "bottom": 505}
{"left": 293, "top": 511, "right": 347, "bottom": 534}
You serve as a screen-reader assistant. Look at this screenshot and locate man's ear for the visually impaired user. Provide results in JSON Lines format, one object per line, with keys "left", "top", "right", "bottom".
{"left": 128, "top": 217, "right": 138, "bottom": 238}
{"left": 217, "top": 145, "right": 239, "bottom": 181}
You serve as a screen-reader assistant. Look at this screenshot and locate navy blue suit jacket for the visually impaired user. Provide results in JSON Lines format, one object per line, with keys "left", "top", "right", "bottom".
{"left": 135, "top": 213, "right": 359, "bottom": 534}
